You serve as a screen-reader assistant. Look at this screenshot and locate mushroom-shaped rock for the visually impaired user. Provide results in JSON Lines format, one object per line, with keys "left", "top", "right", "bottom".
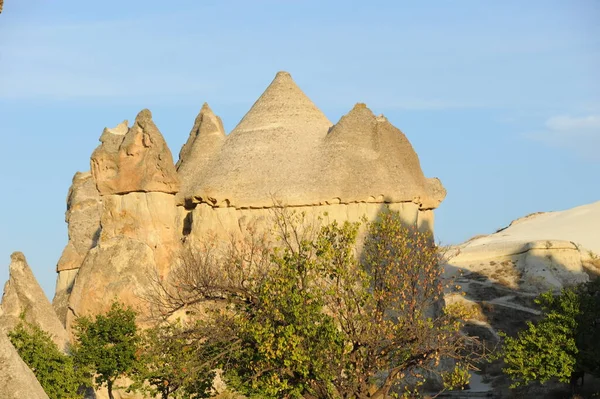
{"left": 91, "top": 110, "right": 180, "bottom": 195}
{"left": 1, "top": 252, "right": 69, "bottom": 351}
{"left": 0, "top": 330, "right": 50, "bottom": 399}
{"left": 186, "top": 71, "right": 333, "bottom": 207}
{"left": 177, "top": 103, "right": 226, "bottom": 202}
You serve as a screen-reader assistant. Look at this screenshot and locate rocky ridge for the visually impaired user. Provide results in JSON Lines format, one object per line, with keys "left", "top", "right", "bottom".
{"left": 50, "top": 71, "right": 446, "bottom": 330}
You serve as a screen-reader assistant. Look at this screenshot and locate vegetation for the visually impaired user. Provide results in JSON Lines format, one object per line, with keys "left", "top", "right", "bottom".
{"left": 9, "top": 209, "right": 486, "bottom": 398}
{"left": 148, "top": 208, "right": 483, "bottom": 398}
{"left": 130, "top": 322, "right": 215, "bottom": 399}
{"left": 499, "top": 279, "right": 600, "bottom": 389}
{"left": 71, "top": 301, "right": 140, "bottom": 399}
{"left": 8, "top": 318, "right": 90, "bottom": 399}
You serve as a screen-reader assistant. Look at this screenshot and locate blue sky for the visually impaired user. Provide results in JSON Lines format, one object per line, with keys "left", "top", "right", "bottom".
{"left": 0, "top": 0, "right": 599, "bottom": 299}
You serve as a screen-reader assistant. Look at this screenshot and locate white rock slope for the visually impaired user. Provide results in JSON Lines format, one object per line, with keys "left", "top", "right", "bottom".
{"left": 446, "top": 201, "right": 600, "bottom": 292}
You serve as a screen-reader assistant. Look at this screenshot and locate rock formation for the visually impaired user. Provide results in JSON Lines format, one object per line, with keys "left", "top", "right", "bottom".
{"left": 1, "top": 252, "right": 69, "bottom": 351}
{"left": 54, "top": 171, "right": 102, "bottom": 323}
{"left": 176, "top": 102, "right": 226, "bottom": 204}
{"left": 51, "top": 71, "right": 445, "bottom": 332}
{"left": 63, "top": 110, "right": 181, "bottom": 331}
{"left": 91, "top": 110, "right": 179, "bottom": 195}
{"left": 446, "top": 201, "right": 600, "bottom": 292}
{"left": 0, "top": 328, "right": 49, "bottom": 399}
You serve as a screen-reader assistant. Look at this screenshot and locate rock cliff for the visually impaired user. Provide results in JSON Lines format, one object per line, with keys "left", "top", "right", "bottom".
{"left": 62, "top": 110, "right": 180, "bottom": 331}
{"left": 49, "top": 71, "right": 445, "bottom": 332}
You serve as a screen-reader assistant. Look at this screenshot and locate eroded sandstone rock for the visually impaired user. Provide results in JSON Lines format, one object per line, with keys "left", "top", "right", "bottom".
{"left": 65, "top": 190, "right": 180, "bottom": 332}
{"left": 53, "top": 171, "right": 102, "bottom": 324}
{"left": 446, "top": 201, "right": 600, "bottom": 292}
{"left": 91, "top": 110, "right": 180, "bottom": 195}
{"left": 1, "top": 252, "right": 69, "bottom": 351}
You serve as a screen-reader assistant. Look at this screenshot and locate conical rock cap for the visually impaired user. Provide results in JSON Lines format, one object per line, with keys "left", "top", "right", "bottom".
{"left": 187, "top": 72, "right": 332, "bottom": 207}
{"left": 1, "top": 252, "right": 69, "bottom": 351}
{"left": 177, "top": 103, "right": 226, "bottom": 201}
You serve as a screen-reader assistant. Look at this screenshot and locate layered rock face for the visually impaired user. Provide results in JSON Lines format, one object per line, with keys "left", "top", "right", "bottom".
{"left": 54, "top": 172, "right": 102, "bottom": 323}
{"left": 59, "top": 110, "right": 181, "bottom": 331}
{"left": 446, "top": 201, "right": 600, "bottom": 292}
{"left": 54, "top": 71, "right": 446, "bottom": 332}
{"left": 1, "top": 253, "right": 69, "bottom": 351}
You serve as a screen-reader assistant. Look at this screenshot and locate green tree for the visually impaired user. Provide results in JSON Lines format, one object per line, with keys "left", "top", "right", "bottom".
{"left": 150, "top": 209, "right": 481, "bottom": 398}
{"left": 130, "top": 322, "right": 215, "bottom": 399}
{"left": 8, "top": 318, "right": 90, "bottom": 399}
{"left": 72, "top": 301, "right": 140, "bottom": 399}
{"left": 499, "top": 279, "right": 600, "bottom": 388}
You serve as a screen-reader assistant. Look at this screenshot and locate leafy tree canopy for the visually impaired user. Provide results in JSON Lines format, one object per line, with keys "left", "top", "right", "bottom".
{"left": 9, "top": 317, "right": 90, "bottom": 399}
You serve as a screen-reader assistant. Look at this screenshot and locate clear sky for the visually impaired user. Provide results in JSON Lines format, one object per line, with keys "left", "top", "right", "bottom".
{"left": 0, "top": 0, "right": 599, "bottom": 299}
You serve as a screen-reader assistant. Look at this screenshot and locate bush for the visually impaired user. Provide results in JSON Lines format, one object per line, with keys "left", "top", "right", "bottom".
{"left": 9, "top": 318, "right": 89, "bottom": 399}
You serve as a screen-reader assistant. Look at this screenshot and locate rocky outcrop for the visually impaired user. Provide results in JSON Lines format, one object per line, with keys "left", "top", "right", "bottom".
{"left": 91, "top": 110, "right": 180, "bottom": 195}
{"left": 186, "top": 71, "right": 333, "bottom": 208}
{"left": 54, "top": 71, "right": 445, "bottom": 334}
{"left": 65, "top": 112, "right": 181, "bottom": 332}
{"left": 1, "top": 253, "right": 69, "bottom": 351}
{"left": 183, "top": 72, "right": 445, "bottom": 210}
{"left": 53, "top": 171, "right": 102, "bottom": 324}
{"left": 0, "top": 328, "right": 49, "bottom": 399}
{"left": 446, "top": 201, "right": 600, "bottom": 292}
{"left": 176, "top": 103, "right": 226, "bottom": 204}
{"left": 321, "top": 104, "right": 446, "bottom": 209}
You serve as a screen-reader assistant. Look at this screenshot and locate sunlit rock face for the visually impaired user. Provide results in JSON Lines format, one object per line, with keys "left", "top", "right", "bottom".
{"left": 445, "top": 201, "right": 600, "bottom": 293}
{"left": 1, "top": 252, "right": 69, "bottom": 351}
{"left": 54, "top": 71, "right": 445, "bottom": 334}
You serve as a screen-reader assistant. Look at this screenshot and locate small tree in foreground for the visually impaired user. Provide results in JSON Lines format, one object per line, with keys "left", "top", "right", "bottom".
{"left": 149, "top": 208, "right": 483, "bottom": 398}
{"left": 130, "top": 322, "right": 215, "bottom": 399}
{"left": 9, "top": 318, "right": 89, "bottom": 399}
{"left": 72, "top": 301, "right": 140, "bottom": 399}
{"left": 499, "top": 279, "right": 600, "bottom": 389}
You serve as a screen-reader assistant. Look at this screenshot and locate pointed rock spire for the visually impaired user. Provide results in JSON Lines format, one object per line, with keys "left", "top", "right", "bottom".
{"left": 326, "top": 103, "right": 379, "bottom": 151}
{"left": 91, "top": 109, "right": 180, "bottom": 195}
{"left": 319, "top": 103, "right": 445, "bottom": 208}
{"left": 1, "top": 252, "right": 69, "bottom": 351}
{"left": 185, "top": 72, "right": 333, "bottom": 207}
{"left": 231, "top": 71, "right": 331, "bottom": 135}
{"left": 176, "top": 103, "right": 226, "bottom": 201}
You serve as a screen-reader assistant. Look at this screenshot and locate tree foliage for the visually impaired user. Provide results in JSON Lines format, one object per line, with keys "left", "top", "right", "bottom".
{"left": 71, "top": 301, "right": 140, "bottom": 399}
{"left": 8, "top": 318, "right": 89, "bottom": 399}
{"left": 149, "top": 208, "right": 482, "bottom": 398}
{"left": 130, "top": 322, "right": 215, "bottom": 399}
{"left": 499, "top": 279, "right": 600, "bottom": 388}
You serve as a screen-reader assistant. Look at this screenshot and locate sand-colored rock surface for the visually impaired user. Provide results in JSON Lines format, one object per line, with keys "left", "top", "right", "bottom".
{"left": 1, "top": 252, "right": 69, "bottom": 351}
{"left": 52, "top": 71, "right": 445, "bottom": 338}
{"left": 187, "top": 71, "right": 333, "bottom": 207}
{"left": 321, "top": 104, "right": 446, "bottom": 209}
{"left": 177, "top": 103, "right": 226, "bottom": 203}
{"left": 91, "top": 110, "right": 180, "bottom": 196}
{"left": 53, "top": 171, "right": 102, "bottom": 324}
{"left": 446, "top": 201, "right": 600, "bottom": 292}
{"left": 66, "top": 236, "right": 155, "bottom": 334}
{"left": 56, "top": 172, "right": 102, "bottom": 273}
{"left": 66, "top": 191, "right": 180, "bottom": 330}
{"left": 0, "top": 329, "right": 49, "bottom": 399}
{"left": 184, "top": 72, "right": 445, "bottom": 209}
